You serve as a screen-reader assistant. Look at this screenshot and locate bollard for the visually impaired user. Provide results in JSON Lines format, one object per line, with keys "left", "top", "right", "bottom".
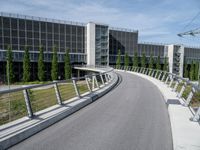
{"left": 23, "top": 89, "right": 34, "bottom": 118}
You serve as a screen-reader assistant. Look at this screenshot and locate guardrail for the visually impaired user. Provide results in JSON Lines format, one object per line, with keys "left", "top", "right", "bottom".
{"left": 0, "top": 67, "right": 114, "bottom": 125}
{"left": 111, "top": 65, "right": 200, "bottom": 122}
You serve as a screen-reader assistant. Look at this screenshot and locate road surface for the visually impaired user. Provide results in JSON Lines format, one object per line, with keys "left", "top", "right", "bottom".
{"left": 9, "top": 71, "right": 173, "bottom": 150}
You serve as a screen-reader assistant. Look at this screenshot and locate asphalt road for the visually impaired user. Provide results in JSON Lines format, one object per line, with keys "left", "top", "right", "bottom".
{"left": 9, "top": 71, "right": 173, "bottom": 150}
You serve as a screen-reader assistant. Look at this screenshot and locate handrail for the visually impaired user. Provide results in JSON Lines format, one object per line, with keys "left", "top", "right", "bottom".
{"left": 113, "top": 65, "right": 200, "bottom": 122}
{"left": 0, "top": 66, "right": 116, "bottom": 125}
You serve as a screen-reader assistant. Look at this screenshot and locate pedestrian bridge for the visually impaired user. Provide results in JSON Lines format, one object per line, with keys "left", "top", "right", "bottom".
{"left": 0, "top": 66, "right": 199, "bottom": 150}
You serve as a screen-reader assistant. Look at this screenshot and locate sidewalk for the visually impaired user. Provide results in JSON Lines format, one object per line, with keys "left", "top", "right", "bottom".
{"left": 127, "top": 71, "right": 200, "bottom": 150}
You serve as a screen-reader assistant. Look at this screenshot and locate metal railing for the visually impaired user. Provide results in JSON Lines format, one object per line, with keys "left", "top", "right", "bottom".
{"left": 0, "top": 67, "right": 114, "bottom": 125}
{"left": 112, "top": 65, "right": 200, "bottom": 122}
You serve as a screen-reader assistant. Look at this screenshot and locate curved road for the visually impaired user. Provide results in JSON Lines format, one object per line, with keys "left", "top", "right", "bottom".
{"left": 9, "top": 72, "right": 173, "bottom": 150}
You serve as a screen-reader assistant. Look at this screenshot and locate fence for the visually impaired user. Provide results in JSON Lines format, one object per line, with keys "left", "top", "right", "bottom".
{"left": 111, "top": 65, "right": 200, "bottom": 122}
{"left": 0, "top": 67, "right": 114, "bottom": 125}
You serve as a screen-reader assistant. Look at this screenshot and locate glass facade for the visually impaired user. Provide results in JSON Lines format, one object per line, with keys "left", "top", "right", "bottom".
{"left": 184, "top": 47, "right": 200, "bottom": 63}
{"left": 0, "top": 15, "right": 86, "bottom": 63}
{"left": 137, "top": 43, "right": 166, "bottom": 63}
{"left": 95, "top": 25, "right": 109, "bottom": 65}
{"left": 109, "top": 28, "right": 138, "bottom": 65}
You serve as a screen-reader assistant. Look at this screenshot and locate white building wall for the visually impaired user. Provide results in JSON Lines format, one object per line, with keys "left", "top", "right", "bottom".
{"left": 167, "top": 45, "right": 174, "bottom": 74}
{"left": 87, "top": 22, "right": 95, "bottom": 66}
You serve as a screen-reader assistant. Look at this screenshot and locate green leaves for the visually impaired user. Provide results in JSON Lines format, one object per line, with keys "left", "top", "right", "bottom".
{"left": 23, "top": 46, "right": 30, "bottom": 82}
{"left": 124, "top": 53, "right": 129, "bottom": 67}
{"left": 6, "top": 45, "right": 14, "bottom": 83}
{"left": 116, "top": 49, "right": 121, "bottom": 69}
{"left": 149, "top": 52, "right": 154, "bottom": 69}
{"left": 51, "top": 46, "right": 58, "bottom": 81}
{"left": 141, "top": 51, "right": 146, "bottom": 68}
{"left": 156, "top": 55, "right": 161, "bottom": 70}
{"left": 64, "top": 49, "right": 72, "bottom": 79}
{"left": 133, "top": 51, "right": 138, "bottom": 67}
{"left": 38, "top": 46, "right": 45, "bottom": 81}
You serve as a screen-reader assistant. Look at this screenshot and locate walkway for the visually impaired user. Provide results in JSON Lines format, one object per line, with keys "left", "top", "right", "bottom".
{"left": 9, "top": 71, "right": 173, "bottom": 150}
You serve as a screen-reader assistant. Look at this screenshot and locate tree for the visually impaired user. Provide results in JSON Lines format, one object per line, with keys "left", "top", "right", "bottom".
{"left": 6, "top": 45, "right": 14, "bottom": 83}
{"left": 194, "top": 61, "right": 199, "bottom": 80}
{"left": 190, "top": 61, "right": 195, "bottom": 81}
{"left": 37, "top": 46, "right": 45, "bottom": 81}
{"left": 163, "top": 56, "right": 168, "bottom": 71}
{"left": 116, "top": 49, "right": 121, "bottom": 69}
{"left": 51, "top": 46, "right": 58, "bottom": 80}
{"left": 124, "top": 53, "right": 129, "bottom": 67}
{"left": 149, "top": 52, "right": 154, "bottom": 69}
{"left": 156, "top": 54, "right": 161, "bottom": 70}
{"left": 23, "top": 46, "right": 30, "bottom": 82}
{"left": 133, "top": 51, "right": 138, "bottom": 67}
{"left": 141, "top": 51, "right": 146, "bottom": 68}
{"left": 64, "top": 49, "right": 72, "bottom": 79}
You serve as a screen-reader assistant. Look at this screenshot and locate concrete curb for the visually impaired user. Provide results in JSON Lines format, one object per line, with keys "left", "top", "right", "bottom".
{"left": 0, "top": 72, "right": 119, "bottom": 150}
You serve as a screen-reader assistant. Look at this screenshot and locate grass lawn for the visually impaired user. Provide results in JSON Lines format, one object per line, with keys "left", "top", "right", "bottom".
{"left": 0, "top": 81, "right": 89, "bottom": 125}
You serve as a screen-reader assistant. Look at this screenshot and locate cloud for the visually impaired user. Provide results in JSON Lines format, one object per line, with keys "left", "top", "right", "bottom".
{"left": 0, "top": 0, "right": 200, "bottom": 46}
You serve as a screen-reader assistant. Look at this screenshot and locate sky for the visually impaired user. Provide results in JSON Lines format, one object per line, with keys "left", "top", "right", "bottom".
{"left": 1, "top": 0, "right": 200, "bottom": 47}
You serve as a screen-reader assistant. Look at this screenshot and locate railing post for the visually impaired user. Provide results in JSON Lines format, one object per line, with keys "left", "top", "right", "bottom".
{"left": 23, "top": 89, "right": 34, "bottom": 118}
{"left": 146, "top": 69, "right": 149, "bottom": 75}
{"left": 178, "top": 82, "right": 186, "bottom": 98}
{"left": 148, "top": 69, "right": 151, "bottom": 76}
{"left": 155, "top": 70, "right": 158, "bottom": 78}
{"left": 85, "top": 76, "right": 92, "bottom": 92}
{"left": 184, "top": 88, "right": 195, "bottom": 106}
{"left": 164, "top": 74, "right": 169, "bottom": 84}
{"left": 94, "top": 75, "right": 100, "bottom": 89}
{"left": 191, "top": 107, "right": 200, "bottom": 122}
{"left": 151, "top": 70, "right": 155, "bottom": 77}
{"left": 173, "top": 80, "right": 179, "bottom": 92}
{"left": 161, "top": 72, "right": 166, "bottom": 82}
{"left": 100, "top": 74, "right": 105, "bottom": 86}
{"left": 158, "top": 71, "right": 162, "bottom": 80}
{"left": 142, "top": 68, "right": 145, "bottom": 74}
{"left": 72, "top": 78, "right": 80, "bottom": 98}
{"left": 53, "top": 82, "right": 62, "bottom": 105}
{"left": 169, "top": 76, "right": 174, "bottom": 87}
{"left": 105, "top": 74, "right": 109, "bottom": 83}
